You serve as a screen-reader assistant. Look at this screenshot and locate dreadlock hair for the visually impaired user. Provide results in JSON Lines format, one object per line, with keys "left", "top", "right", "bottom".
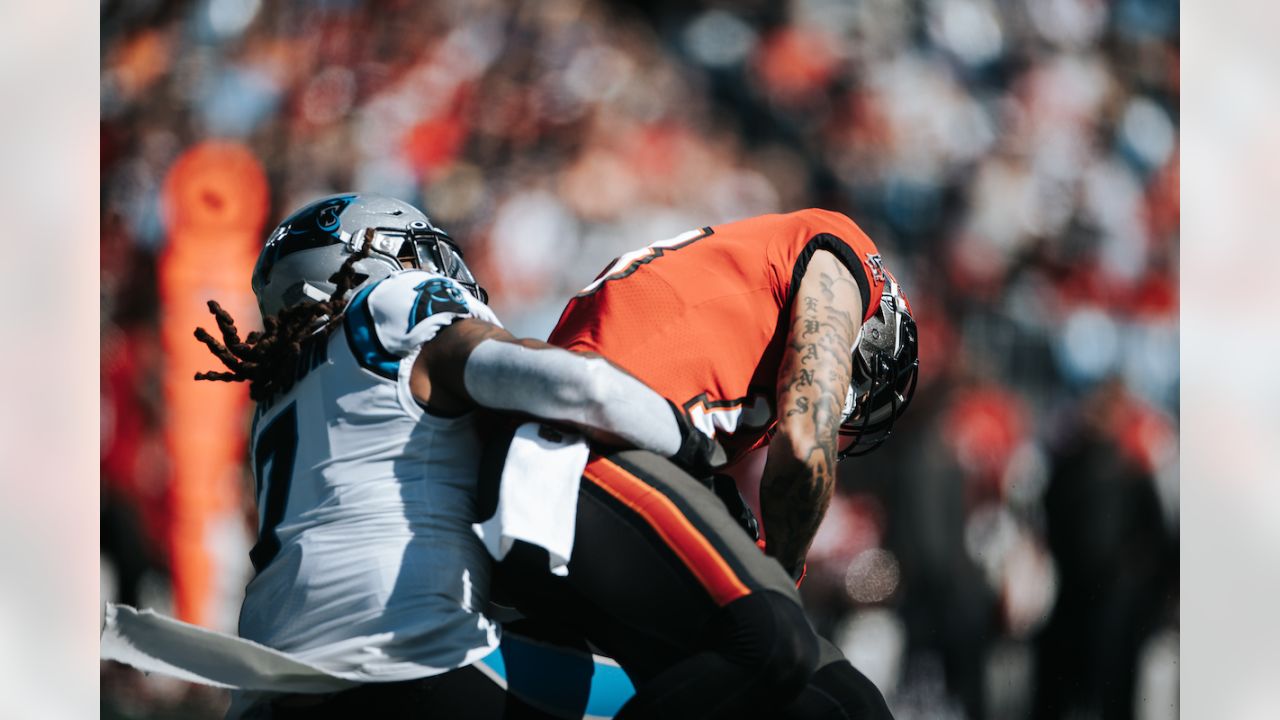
{"left": 194, "top": 237, "right": 373, "bottom": 403}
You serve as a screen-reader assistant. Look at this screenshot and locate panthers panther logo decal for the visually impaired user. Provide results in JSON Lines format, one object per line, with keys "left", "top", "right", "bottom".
{"left": 278, "top": 194, "right": 355, "bottom": 243}
{"left": 255, "top": 195, "right": 358, "bottom": 285}
{"left": 408, "top": 278, "right": 469, "bottom": 330}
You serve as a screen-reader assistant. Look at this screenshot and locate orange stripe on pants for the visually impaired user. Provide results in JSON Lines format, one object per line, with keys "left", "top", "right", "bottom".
{"left": 582, "top": 457, "right": 751, "bottom": 606}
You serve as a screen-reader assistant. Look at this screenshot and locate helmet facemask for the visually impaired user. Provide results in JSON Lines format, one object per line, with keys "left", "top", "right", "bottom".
{"left": 362, "top": 223, "right": 488, "bottom": 304}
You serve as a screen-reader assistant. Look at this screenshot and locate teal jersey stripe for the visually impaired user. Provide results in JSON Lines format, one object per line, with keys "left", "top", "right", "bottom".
{"left": 342, "top": 281, "right": 399, "bottom": 379}
{"left": 477, "top": 634, "right": 636, "bottom": 718}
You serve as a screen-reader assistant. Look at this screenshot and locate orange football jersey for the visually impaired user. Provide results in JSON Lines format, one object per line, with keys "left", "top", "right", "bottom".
{"left": 548, "top": 209, "right": 886, "bottom": 463}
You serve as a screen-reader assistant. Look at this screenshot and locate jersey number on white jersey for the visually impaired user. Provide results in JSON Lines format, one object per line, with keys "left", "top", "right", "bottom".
{"left": 250, "top": 403, "right": 298, "bottom": 572}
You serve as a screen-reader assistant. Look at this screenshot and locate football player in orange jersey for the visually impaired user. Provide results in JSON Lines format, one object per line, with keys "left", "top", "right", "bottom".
{"left": 549, "top": 209, "right": 918, "bottom": 578}
{"left": 489, "top": 209, "right": 914, "bottom": 718}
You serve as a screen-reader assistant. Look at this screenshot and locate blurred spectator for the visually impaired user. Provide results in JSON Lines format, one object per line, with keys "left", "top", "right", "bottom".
{"left": 1034, "top": 378, "right": 1178, "bottom": 719}
{"left": 101, "top": 212, "right": 170, "bottom": 609}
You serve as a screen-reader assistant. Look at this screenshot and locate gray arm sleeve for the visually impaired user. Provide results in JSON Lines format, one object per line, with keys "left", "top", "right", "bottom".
{"left": 462, "top": 339, "right": 682, "bottom": 457}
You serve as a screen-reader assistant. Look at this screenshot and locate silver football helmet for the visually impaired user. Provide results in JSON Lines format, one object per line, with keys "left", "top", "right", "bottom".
{"left": 838, "top": 271, "right": 919, "bottom": 457}
{"left": 251, "top": 193, "right": 486, "bottom": 317}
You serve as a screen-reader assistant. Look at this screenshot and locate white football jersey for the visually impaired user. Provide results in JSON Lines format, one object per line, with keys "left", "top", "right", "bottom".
{"left": 236, "top": 269, "right": 502, "bottom": 682}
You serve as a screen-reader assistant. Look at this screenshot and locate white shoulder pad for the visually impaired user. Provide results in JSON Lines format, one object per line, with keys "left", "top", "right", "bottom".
{"left": 348, "top": 270, "right": 501, "bottom": 358}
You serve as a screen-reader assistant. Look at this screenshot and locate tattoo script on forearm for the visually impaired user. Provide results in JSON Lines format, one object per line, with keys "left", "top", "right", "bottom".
{"left": 760, "top": 261, "right": 859, "bottom": 573}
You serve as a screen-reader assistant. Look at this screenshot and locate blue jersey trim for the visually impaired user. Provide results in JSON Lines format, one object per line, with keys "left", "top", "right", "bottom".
{"left": 583, "top": 660, "right": 636, "bottom": 718}
{"left": 477, "top": 635, "right": 636, "bottom": 718}
{"left": 343, "top": 281, "right": 399, "bottom": 380}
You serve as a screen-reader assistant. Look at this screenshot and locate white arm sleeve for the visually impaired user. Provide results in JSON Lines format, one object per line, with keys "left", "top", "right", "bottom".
{"left": 462, "top": 339, "right": 682, "bottom": 457}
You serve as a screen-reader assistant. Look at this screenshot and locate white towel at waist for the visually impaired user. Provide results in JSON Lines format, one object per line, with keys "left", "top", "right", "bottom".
{"left": 100, "top": 603, "right": 357, "bottom": 694}
{"left": 473, "top": 421, "right": 589, "bottom": 576}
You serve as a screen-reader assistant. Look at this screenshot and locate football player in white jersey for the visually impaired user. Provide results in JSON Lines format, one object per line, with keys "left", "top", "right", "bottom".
{"left": 193, "top": 194, "right": 722, "bottom": 717}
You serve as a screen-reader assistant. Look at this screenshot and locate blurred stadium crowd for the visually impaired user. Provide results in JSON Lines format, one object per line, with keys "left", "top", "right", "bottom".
{"left": 100, "top": 0, "right": 1179, "bottom": 717}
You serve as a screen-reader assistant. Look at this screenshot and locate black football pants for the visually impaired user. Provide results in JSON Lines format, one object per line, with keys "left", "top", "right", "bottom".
{"left": 492, "top": 449, "right": 893, "bottom": 720}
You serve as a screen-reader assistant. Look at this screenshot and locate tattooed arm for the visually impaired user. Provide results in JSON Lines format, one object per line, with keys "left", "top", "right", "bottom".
{"left": 759, "top": 250, "right": 863, "bottom": 575}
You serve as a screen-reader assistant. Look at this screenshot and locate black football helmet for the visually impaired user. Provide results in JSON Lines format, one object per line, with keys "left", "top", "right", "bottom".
{"left": 838, "top": 272, "right": 919, "bottom": 457}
